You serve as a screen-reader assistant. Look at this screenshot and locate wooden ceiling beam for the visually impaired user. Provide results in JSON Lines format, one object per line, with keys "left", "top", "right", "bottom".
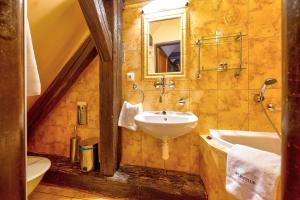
{"left": 78, "top": 0, "right": 113, "bottom": 61}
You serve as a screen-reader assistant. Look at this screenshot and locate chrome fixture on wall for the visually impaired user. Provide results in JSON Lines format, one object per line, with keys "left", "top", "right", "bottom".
{"left": 195, "top": 39, "right": 202, "bottom": 79}
{"left": 254, "top": 78, "right": 277, "bottom": 103}
{"left": 154, "top": 75, "right": 175, "bottom": 103}
{"left": 178, "top": 98, "right": 186, "bottom": 106}
{"left": 266, "top": 103, "right": 281, "bottom": 112}
{"left": 254, "top": 78, "right": 281, "bottom": 138}
{"left": 132, "top": 83, "right": 144, "bottom": 103}
{"left": 216, "top": 63, "right": 228, "bottom": 72}
{"left": 194, "top": 32, "right": 246, "bottom": 79}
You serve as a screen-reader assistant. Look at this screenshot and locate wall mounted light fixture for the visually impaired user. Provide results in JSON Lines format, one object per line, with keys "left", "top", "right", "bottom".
{"left": 142, "top": 0, "right": 188, "bottom": 14}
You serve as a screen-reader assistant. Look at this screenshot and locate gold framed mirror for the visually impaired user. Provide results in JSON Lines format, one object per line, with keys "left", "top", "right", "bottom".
{"left": 142, "top": 8, "right": 187, "bottom": 79}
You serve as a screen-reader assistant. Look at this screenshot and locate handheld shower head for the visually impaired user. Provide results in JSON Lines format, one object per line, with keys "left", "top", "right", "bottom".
{"left": 255, "top": 78, "right": 277, "bottom": 102}
{"left": 264, "top": 78, "right": 277, "bottom": 85}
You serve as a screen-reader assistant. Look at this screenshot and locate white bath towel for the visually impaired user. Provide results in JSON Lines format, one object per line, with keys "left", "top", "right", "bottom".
{"left": 226, "top": 144, "right": 281, "bottom": 200}
{"left": 26, "top": 17, "right": 41, "bottom": 96}
{"left": 118, "top": 101, "right": 143, "bottom": 131}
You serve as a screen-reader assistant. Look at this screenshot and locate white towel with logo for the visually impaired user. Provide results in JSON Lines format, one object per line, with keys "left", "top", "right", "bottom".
{"left": 118, "top": 101, "right": 143, "bottom": 131}
{"left": 226, "top": 144, "right": 281, "bottom": 200}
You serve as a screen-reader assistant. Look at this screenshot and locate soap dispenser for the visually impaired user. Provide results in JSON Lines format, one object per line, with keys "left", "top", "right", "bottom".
{"left": 70, "top": 126, "right": 80, "bottom": 163}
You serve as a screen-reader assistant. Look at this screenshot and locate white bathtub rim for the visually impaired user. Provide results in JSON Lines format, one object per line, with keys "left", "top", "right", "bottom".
{"left": 210, "top": 129, "right": 279, "bottom": 138}
{"left": 27, "top": 156, "right": 51, "bottom": 182}
{"left": 209, "top": 129, "right": 281, "bottom": 154}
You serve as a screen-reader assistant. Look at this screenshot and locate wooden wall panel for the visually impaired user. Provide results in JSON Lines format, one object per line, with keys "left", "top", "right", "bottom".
{"left": 0, "top": 0, "right": 26, "bottom": 199}
{"left": 282, "top": 0, "right": 300, "bottom": 199}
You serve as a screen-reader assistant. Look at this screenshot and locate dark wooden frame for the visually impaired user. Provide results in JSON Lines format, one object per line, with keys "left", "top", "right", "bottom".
{"left": 282, "top": 0, "right": 300, "bottom": 199}
{"left": 28, "top": 36, "right": 97, "bottom": 134}
{"left": 0, "top": 1, "right": 26, "bottom": 199}
{"left": 79, "top": 0, "right": 123, "bottom": 176}
{"left": 154, "top": 40, "right": 181, "bottom": 73}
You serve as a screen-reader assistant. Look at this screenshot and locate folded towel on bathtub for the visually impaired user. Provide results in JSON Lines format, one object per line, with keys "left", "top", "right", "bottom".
{"left": 118, "top": 101, "right": 143, "bottom": 131}
{"left": 226, "top": 144, "right": 281, "bottom": 200}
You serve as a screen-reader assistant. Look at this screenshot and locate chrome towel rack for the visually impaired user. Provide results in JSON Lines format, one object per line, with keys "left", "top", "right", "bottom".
{"left": 132, "top": 83, "right": 144, "bottom": 103}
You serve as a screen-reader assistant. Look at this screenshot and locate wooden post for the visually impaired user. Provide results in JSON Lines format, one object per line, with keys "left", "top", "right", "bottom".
{"left": 101, "top": 0, "right": 123, "bottom": 176}
{"left": 79, "top": 0, "right": 123, "bottom": 176}
{"left": 0, "top": 1, "right": 26, "bottom": 199}
{"left": 282, "top": 0, "right": 300, "bottom": 199}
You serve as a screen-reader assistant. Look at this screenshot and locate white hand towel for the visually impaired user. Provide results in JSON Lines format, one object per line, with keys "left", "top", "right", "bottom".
{"left": 118, "top": 101, "right": 143, "bottom": 131}
{"left": 226, "top": 144, "right": 281, "bottom": 200}
{"left": 26, "top": 17, "right": 41, "bottom": 96}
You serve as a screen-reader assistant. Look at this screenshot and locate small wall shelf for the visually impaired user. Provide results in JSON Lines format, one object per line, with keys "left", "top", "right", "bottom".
{"left": 194, "top": 32, "right": 246, "bottom": 79}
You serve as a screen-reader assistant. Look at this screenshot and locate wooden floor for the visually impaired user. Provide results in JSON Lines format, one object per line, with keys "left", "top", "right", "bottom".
{"left": 30, "top": 153, "right": 207, "bottom": 200}
{"left": 29, "top": 183, "right": 130, "bottom": 200}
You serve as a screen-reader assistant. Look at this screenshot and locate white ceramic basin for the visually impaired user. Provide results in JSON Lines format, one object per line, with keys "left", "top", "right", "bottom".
{"left": 134, "top": 111, "right": 198, "bottom": 140}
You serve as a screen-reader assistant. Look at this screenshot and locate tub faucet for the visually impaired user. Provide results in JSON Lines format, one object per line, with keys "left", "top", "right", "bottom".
{"left": 154, "top": 75, "right": 166, "bottom": 103}
{"left": 154, "top": 75, "right": 175, "bottom": 103}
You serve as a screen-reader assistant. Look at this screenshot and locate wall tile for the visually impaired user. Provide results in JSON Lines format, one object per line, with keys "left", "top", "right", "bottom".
{"left": 121, "top": 129, "right": 143, "bottom": 166}
{"left": 189, "top": 0, "right": 217, "bottom": 38}
{"left": 248, "top": 0, "right": 281, "bottom": 38}
{"left": 164, "top": 134, "right": 191, "bottom": 172}
{"left": 218, "top": 90, "right": 249, "bottom": 130}
{"left": 249, "top": 36, "right": 282, "bottom": 89}
{"left": 216, "top": 0, "right": 249, "bottom": 34}
{"left": 29, "top": 57, "right": 100, "bottom": 157}
{"left": 122, "top": 7, "right": 142, "bottom": 51}
{"left": 143, "top": 91, "right": 166, "bottom": 111}
{"left": 190, "top": 90, "right": 218, "bottom": 115}
{"left": 142, "top": 133, "right": 164, "bottom": 169}
{"left": 190, "top": 145, "right": 201, "bottom": 175}
{"left": 164, "top": 90, "right": 190, "bottom": 112}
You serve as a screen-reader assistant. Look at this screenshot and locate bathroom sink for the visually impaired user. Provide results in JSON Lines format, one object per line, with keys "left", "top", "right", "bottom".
{"left": 135, "top": 111, "right": 198, "bottom": 160}
{"left": 134, "top": 111, "right": 198, "bottom": 140}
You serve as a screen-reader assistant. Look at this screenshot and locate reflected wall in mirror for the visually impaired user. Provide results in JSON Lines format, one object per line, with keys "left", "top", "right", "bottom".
{"left": 142, "top": 8, "right": 187, "bottom": 79}
{"left": 149, "top": 18, "right": 181, "bottom": 73}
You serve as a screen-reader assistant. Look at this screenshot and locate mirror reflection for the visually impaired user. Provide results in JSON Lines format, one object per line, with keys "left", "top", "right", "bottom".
{"left": 148, "top": 18, "right": 181, "bottom": 74}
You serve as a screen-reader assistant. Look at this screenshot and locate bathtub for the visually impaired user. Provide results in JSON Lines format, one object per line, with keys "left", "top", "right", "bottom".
{"left": 27, "top": 156, "right": 51, "bottom": 195}
{"left": 199, "top": 130, "right": 281, "bottom": 200}
{"left": 209, "top": 129, "right": 281, "bottom": 155}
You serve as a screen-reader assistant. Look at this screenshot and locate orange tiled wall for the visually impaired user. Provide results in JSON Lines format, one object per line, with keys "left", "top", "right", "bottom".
{"left": 121, "top": 0, "right": 282, "bottom": 174}
{"left": 28, "top": 56, "right": 100, "bottom": 157}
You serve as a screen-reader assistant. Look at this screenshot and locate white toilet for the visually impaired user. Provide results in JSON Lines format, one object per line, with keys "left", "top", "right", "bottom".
{"left": 26, "top": 156, "right": 51, "bottom": 195}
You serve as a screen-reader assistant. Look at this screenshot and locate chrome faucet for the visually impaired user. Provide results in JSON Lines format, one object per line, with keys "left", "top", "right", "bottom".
{"left": 154, "top": 75, "right": 175, "bottom": 103}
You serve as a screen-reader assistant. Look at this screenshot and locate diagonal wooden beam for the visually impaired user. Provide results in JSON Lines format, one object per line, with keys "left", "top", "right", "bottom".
{"left": 28, "top": 36, "right": 97, "bottom": 134}
{"left": 78, "top": 0, "right": 113, "bottom": 61}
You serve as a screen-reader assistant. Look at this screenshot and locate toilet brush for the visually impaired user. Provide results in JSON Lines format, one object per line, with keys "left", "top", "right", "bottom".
{"left": 70, "top": 125, "right": 80, "bottom": 163}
